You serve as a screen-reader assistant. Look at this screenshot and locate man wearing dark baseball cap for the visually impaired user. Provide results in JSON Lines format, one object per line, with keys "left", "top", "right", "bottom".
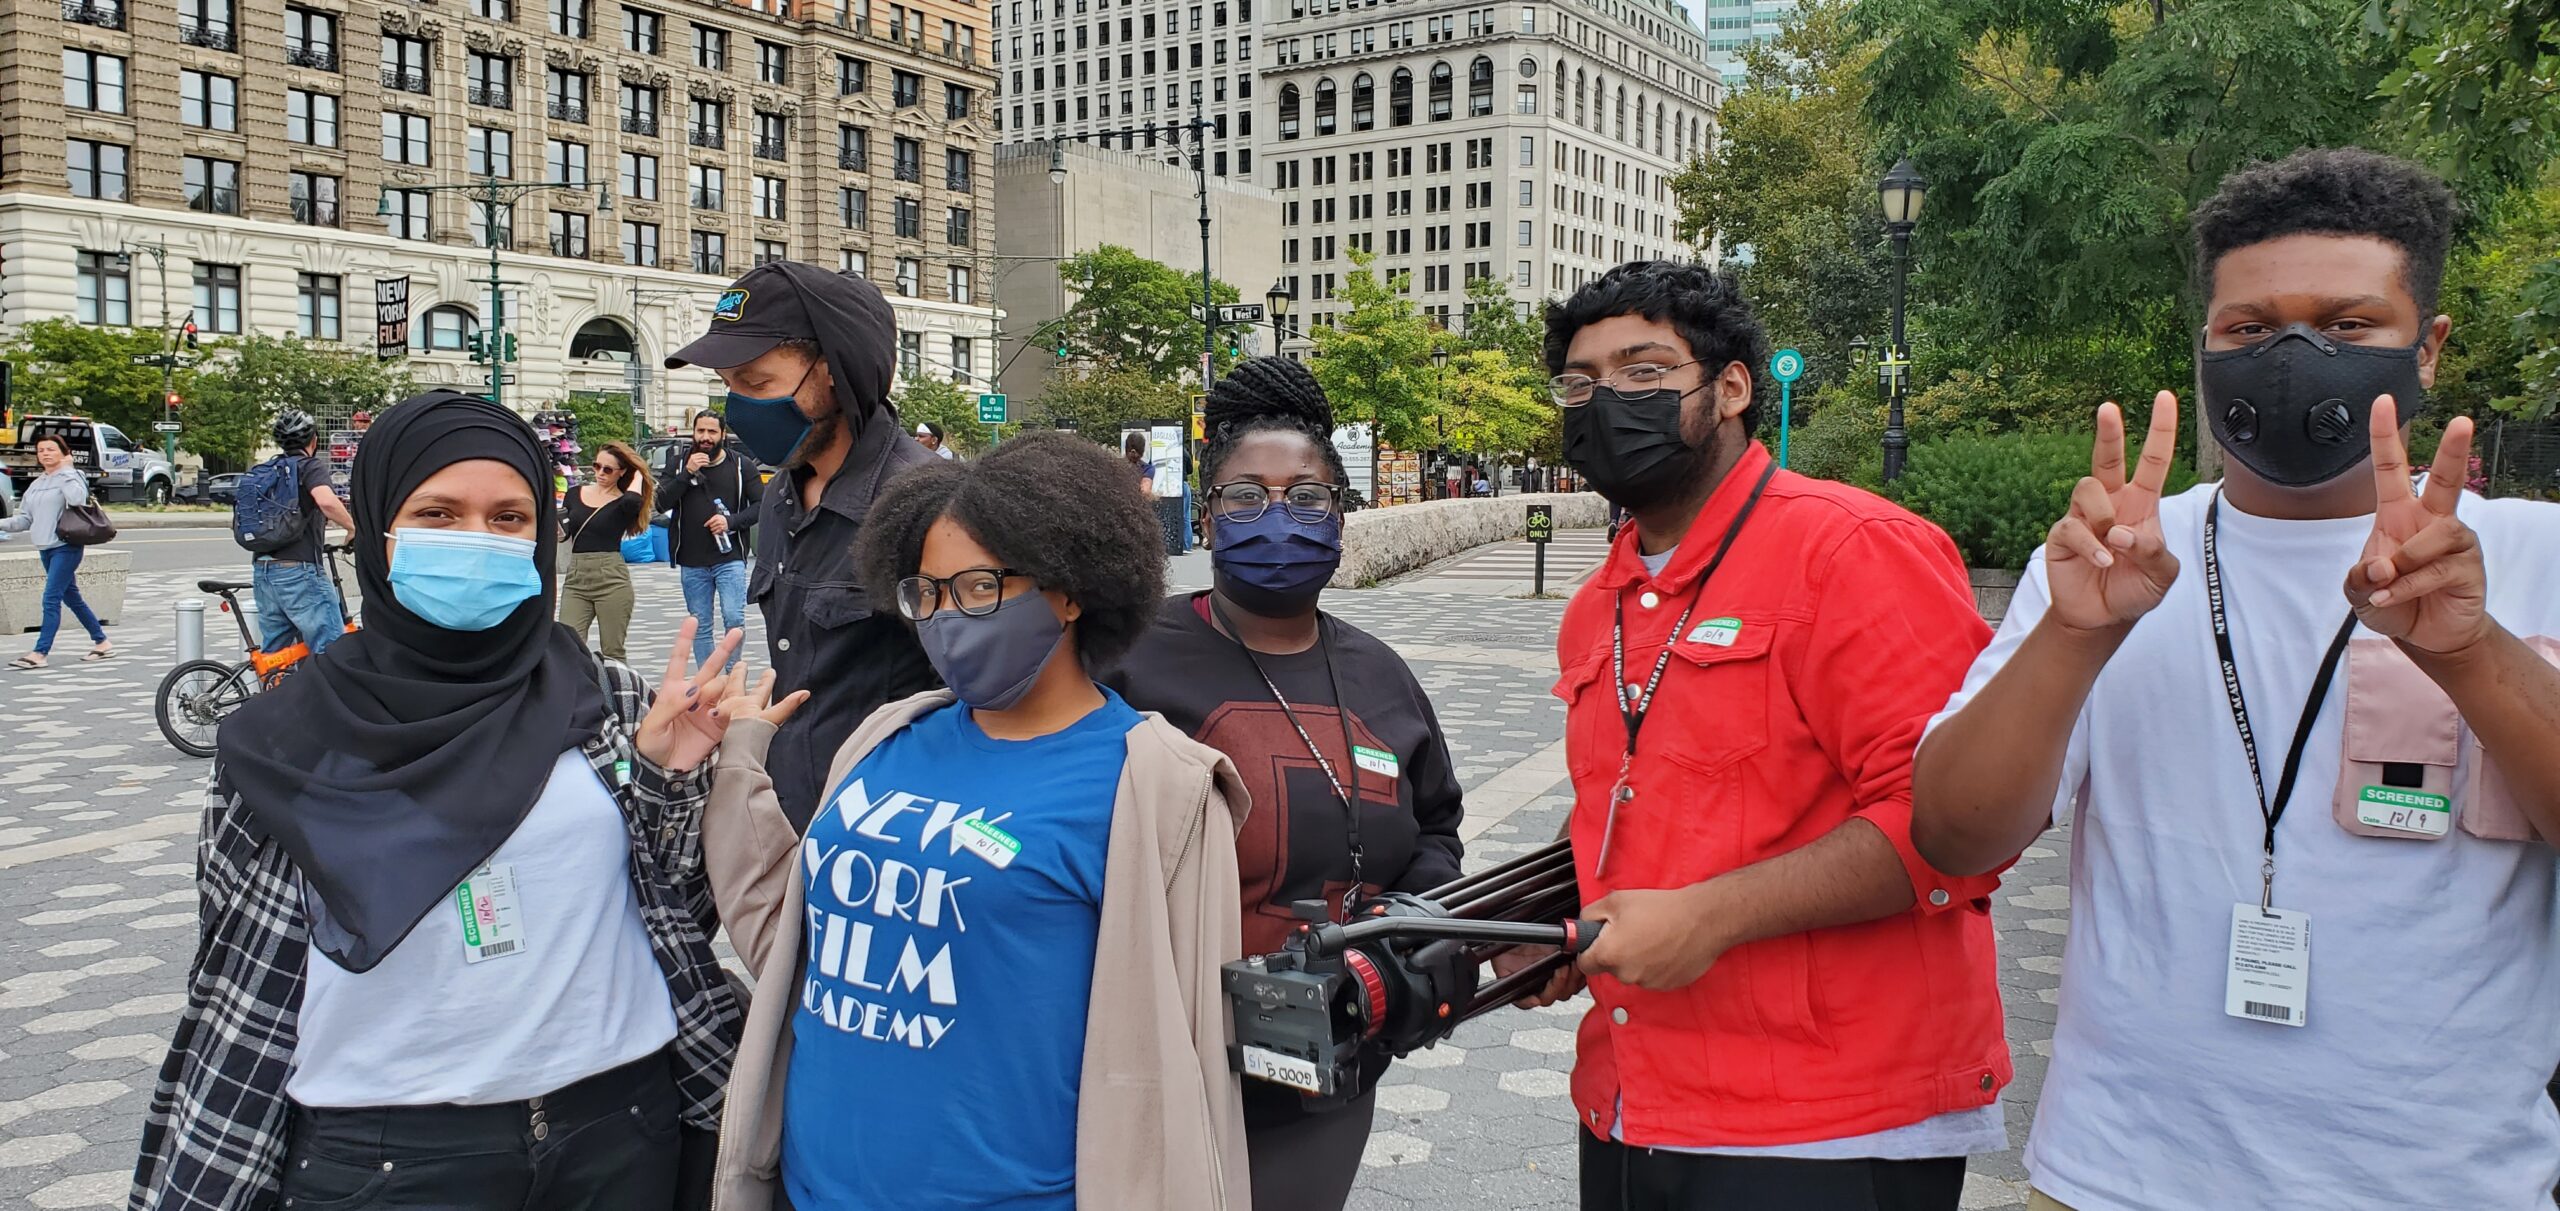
{"left": 669, "top": 261, "right": 938, "bottom": 829}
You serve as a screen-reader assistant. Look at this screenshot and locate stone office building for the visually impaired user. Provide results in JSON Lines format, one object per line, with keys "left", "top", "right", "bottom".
{"left": 7, "top": 0, "right": 998, "bottom": 426}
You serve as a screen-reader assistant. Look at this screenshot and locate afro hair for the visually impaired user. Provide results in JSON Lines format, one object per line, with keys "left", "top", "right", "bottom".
{"left": 2191, "top": 148, "right": 2459, "bottom": 315}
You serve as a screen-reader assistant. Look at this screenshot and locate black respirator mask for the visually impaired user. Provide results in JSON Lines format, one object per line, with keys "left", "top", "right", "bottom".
{"left": 2196, "top": 323, "right": 2428, "bottom": 488}
{"left": 1562, "top": 382, "right": 1715, "bottom": 511}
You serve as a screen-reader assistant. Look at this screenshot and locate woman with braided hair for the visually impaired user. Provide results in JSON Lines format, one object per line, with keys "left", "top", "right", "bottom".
{"left": 1107, "top": 356, "right": 1468, "bottom": 1210}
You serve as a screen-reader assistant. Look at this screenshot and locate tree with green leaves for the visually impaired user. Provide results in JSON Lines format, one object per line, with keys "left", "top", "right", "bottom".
{"left": 893, "top": 375, "right": 997, "bottom": 455}
{"left": 1457, "top": 276, "right": 1546, "bottom": 365}
{"left": 183, "top": 334, "right": 418, "bottom": 466}
{"left": 1307, "top": 250, "right": 1440, "bottom": 451}
{"left": 557, "top": 390, "right": 637, "bottom": 451}
{"left": 1053, "top": 247, "right": 1254, "bottom": 384}
{"left": 1431, "top": 347, "right": 1557, "bottom": 463}
{"left": 0, "top": 319, "right": 191, "bottom": 438}
{"left": 1030, "top": 359, "right": 1194, "bottom": 444}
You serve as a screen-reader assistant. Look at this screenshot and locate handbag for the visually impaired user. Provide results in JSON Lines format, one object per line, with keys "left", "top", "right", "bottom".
{"left": 56, "top": 500, "right": 116, "bottom": 547}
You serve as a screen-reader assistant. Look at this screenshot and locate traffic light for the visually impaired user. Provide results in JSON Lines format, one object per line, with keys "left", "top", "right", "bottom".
{"left": 503, "top": 333, "right": 519, "bottom": 363}
{"left": 165, "top": 391, "right": 181, "bottom": 409}
{"left": 466, "top": 333, "right": 486, "bottom": 363}
{"left": 1225, "top": 334, "right": 1242, "bottom": 358}
{"left": 1054, "top": 335, "right": 1069, "bottom": 360}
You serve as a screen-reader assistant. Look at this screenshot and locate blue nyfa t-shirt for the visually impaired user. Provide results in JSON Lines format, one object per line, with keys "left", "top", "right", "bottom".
{"left": 783, "top": 690, "right": 1138, "bottom": 1211}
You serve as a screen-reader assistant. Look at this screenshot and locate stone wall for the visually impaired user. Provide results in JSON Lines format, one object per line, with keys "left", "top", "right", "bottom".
{"left": 1333, "top": 493, "right": 1611, "bottom": 588}
{"left": 0, "top": 548, "right": 132, "bottom": 634}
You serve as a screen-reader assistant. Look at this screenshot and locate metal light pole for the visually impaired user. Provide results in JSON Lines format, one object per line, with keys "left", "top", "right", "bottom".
{"left": 380, "top": 175, "right": 612, "bottom": 410}
{"left": 1045, "top": 108, "right": 1221, "bottom": 386}
{"left": 113, "top": 243, "right": 182, "bottom": 468}
{"left": 1878, "top": 157, "right": 1927, "bottom": 482}
{"left": 1265, "top": 278, "right": 1295, "bottom": 354}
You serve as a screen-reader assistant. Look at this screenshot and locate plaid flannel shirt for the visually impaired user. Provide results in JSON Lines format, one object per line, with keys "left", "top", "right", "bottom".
{"left": 129, "top": 654, "right": 744, "bottom": 1211}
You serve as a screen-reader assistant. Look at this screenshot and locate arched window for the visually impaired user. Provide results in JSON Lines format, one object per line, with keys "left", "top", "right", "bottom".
{"left": 1278, "top": 82, "right": 1300, "bottom": 139}
{"left": 1613, "top": 85, "right": 1626, "bottom": 140}
{"left": 1468, "top": 55, "right": 1493, "bottom": 117}
{"left": 1633, "top": 92, "right": 1645, "bottom": 148}
{"left": 1351, "top": 72, "right": 1374, "bottom": 131}
{"left": 1573, "top": 70, "right": 1586, "bottom": 125}
{"left": 1390, "top": 67, "right": 1413, "bottom": 125}
{"left": 570, "top": 316, "right": 639, "bottom": 360}
{"left": 416, "top": 304, "right": 478, "bottom": 353}
{"left": 1428, "top": 61, "right": 1452, "bottom": 121}
{"left": 1315, "top": 77, "right": 1337, "bottom": 135}
{"left": 1654, "top": 100, "right": 1667, "bottom": 156}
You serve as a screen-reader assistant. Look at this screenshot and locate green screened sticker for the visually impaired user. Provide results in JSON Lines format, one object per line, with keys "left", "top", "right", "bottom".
{"left": 454, "top": 881, "right": 484, "bottom": 948}
{"left": 2357, "top": 784, "right": 2451, "bottom": 837}
{"left": 1688, "top": 617, "right": 1742, "bottom": 647}
{"left": 2359, "top": 785, "right": 2448, "bottom": 814}
{"left": 963, "top": 818, "right": 1022, "bottom": 852}
{"left": 1352, "top": 746, "right": 1399, "bottom": 777}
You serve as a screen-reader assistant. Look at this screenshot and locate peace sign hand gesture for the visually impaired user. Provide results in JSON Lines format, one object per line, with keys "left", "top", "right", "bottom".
{"left": 2044, "top": 392, "right": 2184, "bottom": 633}
{"left": 633, "top": 619, "right": 748, "bottom": 773}
{"left": 2344, "top": 401, "right": 2488, "bottom": 654}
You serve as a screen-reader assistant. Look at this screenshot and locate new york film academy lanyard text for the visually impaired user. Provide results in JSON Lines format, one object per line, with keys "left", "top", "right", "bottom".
{"left": 1214, "top": 600, "right": 1370, "bottom": 922}
{"left": 2203, "top": 491, "right": 2359, "bottom": 912}
{"left": 1599, "top": 461, "right": 1779, "bottom": 877}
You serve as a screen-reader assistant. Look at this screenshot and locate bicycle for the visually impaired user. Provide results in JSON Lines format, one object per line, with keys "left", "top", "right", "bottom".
{"left": 154, "top": 547, "right": 357, "bottom": 759}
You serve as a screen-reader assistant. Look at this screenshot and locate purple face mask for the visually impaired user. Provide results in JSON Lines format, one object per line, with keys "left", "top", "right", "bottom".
{"left": 913, "top": 589, "right": 1068, "bottom": 711}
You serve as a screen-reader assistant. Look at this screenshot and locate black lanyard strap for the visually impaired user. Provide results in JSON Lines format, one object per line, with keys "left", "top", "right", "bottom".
{"left": 2202, "top": 491, "right": 2358, "bottom": 909}
{"left": 1212, "top": 602, "right": 1368, "bottom": 920}
{"left": 1613, "top": 460, "right": 1780, "bottom": 756}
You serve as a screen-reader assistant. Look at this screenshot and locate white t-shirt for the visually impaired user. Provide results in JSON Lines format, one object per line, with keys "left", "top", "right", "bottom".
{"left": 1930, "top": 484, "right": 2560, "bottom": 1210}
{"left": 288, "top": 750, "right": 681, "bottom": 1107}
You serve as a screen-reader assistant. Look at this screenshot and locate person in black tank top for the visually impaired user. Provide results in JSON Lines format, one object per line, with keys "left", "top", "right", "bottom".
{"left": 557, "top": 441, "right": 655, "bottom": 661}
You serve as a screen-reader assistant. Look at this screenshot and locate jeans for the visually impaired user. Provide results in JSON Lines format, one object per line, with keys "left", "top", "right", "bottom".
{"left": 279, "top": 1049, "right": 683, "bottom": 1211}
{"left": 1579, "top": 1131, "right": 1966, "bottom": 1211}
{"left": 252, "top": 558, "right": 345, "bottom": 656}
{"left": 34, "top": 545, "right": 106, "bottom": 655}
{"left": 680, "top": 560, "right": 749, "bottom": 669}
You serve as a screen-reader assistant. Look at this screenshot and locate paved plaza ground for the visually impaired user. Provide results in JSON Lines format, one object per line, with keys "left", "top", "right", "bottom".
{"left": 0, "top": 537, "right": 2062, "bottom": 1209}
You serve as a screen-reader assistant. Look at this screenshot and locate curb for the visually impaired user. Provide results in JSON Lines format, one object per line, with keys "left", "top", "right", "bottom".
{"left": 102, "top": 513, "right": 231, "bottom": 530}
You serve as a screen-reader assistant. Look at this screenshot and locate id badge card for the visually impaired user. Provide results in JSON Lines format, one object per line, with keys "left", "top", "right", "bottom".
{"left": 2225, "top": 904, "right": 2309, "bottom": 1027}
{"left": 454, "top": 862, "right": 529, "bottom": 963}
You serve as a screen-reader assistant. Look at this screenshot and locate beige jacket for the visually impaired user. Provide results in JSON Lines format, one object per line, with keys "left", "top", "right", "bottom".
{"left": 703, "top": 689, "right": 1254, "bottom": 1211}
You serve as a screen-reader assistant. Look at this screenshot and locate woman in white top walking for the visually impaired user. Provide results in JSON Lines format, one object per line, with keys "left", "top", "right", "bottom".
{"left": 2, "top": 433, "right": 111, "bottom": 668}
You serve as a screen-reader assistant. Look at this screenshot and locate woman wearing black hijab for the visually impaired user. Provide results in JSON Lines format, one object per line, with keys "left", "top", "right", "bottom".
{"left": 132, "top": 392, "right": 745, "bottom": 1211}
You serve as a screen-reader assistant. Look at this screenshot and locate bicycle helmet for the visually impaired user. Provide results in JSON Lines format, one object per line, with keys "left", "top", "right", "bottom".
{"left": 271, "top": 408, "right": 318, "bottom": 451}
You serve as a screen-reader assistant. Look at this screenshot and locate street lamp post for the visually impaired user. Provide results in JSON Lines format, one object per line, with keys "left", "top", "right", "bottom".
{"left": 1265, "top": 279, "right": 1295, "bottom": 353}
{"left": 1044, "top": 92, "right": 1221, "bottom": 387}
{"left": 111, "top": 243, "right": 183, "bottom": 468}
{"left": 379, "top": 175, "right": 612, "bottom": 410}
{"left": 1430, "top": 345, "right": 1450, "bottom": 500}
{"left": 1877, "top": 157, "right": 1927, "bottom": 482}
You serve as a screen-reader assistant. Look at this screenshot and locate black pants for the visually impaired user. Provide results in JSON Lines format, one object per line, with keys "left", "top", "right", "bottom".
{"left": 1581, "top": 1131, "right": 1966, "bottom": 1211}
{"left": 281, "top": 1049, "right": 683, "bottom": 1211}
{"left": 1246, "top": 1085, "right": 1379, "bottom": 1211}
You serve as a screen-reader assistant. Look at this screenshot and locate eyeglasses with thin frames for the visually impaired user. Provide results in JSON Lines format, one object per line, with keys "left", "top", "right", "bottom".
{"left": 1548, "top": 359, "right": 1703, "bottom": 408}
{"left": 1209, "top": 480, "right": 1344, "bottom": 524}
{"left": 896, "top": 566, "right": 1029, "bottom": 620}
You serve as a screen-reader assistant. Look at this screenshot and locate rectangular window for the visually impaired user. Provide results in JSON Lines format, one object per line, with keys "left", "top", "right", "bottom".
{"left": 471, "top": 201, "right": 515, "bottom": 249}
{"left": 180, "top": 0, "right": 235, "bottom": 46}
{"left": 893, "top": 197, "right": 919, "bottom": 238}
{"left": 624, "top": 6, "right": 661, "bottom": 53}
{"left": 950, "top": 334, "right": 973, "bottom": 379}
{"left": 689, "top": 164, "right": 725, "bottom": 209}
{"left": 290, "top": 172, "right": 342, "bottom": 226}
{"left": 753, "top": 111, "right": 788, "bottom": 159}
{"left": 691, "top": 230, "right": 726, "bottom": 275}
{"left": 551, "top": 0, "right": 589, "bottom": 37}
{"left": 755, "top": 175, "right": 787, "bottom": 220}
{"left": 473, "top": 0, "right": 511, "bottom": 18}
{"left": 1520, "top": 136, "right": 1535, "bottom": 167}
{"left": 548, "top": 69, "right": 591, "bottom": 121}
{"left": 469, "top": 127, "right": 515, "bottom": 177}
{"left": 381, "top": 111, "right": 432, "bottom": 165}
{"left": 945, "top": 148, "right": 973, "bottom": 191}
{"left": 621, "top": 83, "right": 659, "bottom": 134}
{"left": 287, "top": 7, "right": 338, "bottom": 66}
{"left": 892, "top": 70, "right": 922, "bottom": 107}
{"left": 183, "top": 156, "right": 241, "bottom": 214}
{"left": 689, "top": 98, "right": 726, "bottom": 148}
{"left": 180, "top": 69, "right": 238, "bottom": 130}
{"left": 757, "top": 40, "right": 789, "bottom": 84}
{"left": 383, "top": 189, "right": 432, "bottom": 239}
{"left": 75, "top": 251, "right": 130, "bottom": 326}
{"left": 382, "top": 35, "right": 430, "bottom": 93}
{"left": 841, "top": 249, "right": 869, "bottom": 276}
{"left": 693, "top": 24, "right": 726, "bottom": 71}
{"left": 546, "top": 139, "right": 590, "bottom": 186}
{"left": 839, "top": 55, "right": 869, "bottom": 95}
{"left": 946, "top": 83, "right": 974, "bottom": 120}
{"left": 839, "top": 187, "right": 867, "bottom": 229}
{"left": 755, "top": 239, "right": 787, "bottom": 266}
{"left": 192, "top": 263, "right": 243, "bottom": 334}
{"left": 620, "top": 151, "right": 659, "bottom": 200}
{"left": 287, "top": 90, "right": 340, "bottom": 146}
{"left": 892, "top": 137, "right": 921, "bottom": 182}
{"left": 895, "top": 257, "right": 918, "bottom": 297}
{"left": 945, "top": 207, "right": 971, "bottom": 245}
{"left": 469, "top": 52, "right": 514, "bottom": 108}
{"left": 297, "top": 273, "right": 342, "bottom": 340}
{"left": 549, "top": 211, "right": 591, "bottom": 257}
{"left": 898, "top": 331, "right": 921, "bottom": 376}
{"left": 948, "top": 266, "right": 972, "bottom": 305}
{"left": 621, "top": 221, "right": 660, "bottom": 266}
{"left": 63, "top": 50, "right": 127, "bottom": 112}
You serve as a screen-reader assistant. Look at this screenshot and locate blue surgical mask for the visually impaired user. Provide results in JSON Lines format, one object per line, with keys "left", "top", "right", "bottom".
{"left": 1211, "top": 510, "right": 1344, "bottom": 617}
{"left": 725, "top": 363, "right": 820, "bottom": 465}
{"left": 387, "top": 527, "right": 544, "bottom": 632}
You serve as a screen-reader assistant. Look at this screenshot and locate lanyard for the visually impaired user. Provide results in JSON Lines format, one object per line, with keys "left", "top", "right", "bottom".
{"left": 1213, "top": 601, "right": 1368, "bottom": 921}
{"left": 1597, "top": 461, "right": 1778, "bottom": 875}
{"left": 2201, "top": 491, "right": 2358, "bottom": 911}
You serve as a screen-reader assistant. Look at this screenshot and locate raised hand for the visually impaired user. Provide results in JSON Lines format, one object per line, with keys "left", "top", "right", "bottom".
{"left": 2044, "top": 393, "right": 2183, "bottom": 633}
{"left": 633, "top": 620, "right": 747, "bottom": 772}
{"left": 2344, "top": 400, "right": 2488, "bottom": 654}
{"left": 718, "top": 665, "right": 811, "bottom": 732}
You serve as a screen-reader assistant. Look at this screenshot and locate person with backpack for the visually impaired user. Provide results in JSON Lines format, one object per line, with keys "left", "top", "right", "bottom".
{"left": 3, "top": 433, "right": 113, "bottom": 669}
{"left": 237, "top": 409, "right": 356, "bottom": 657}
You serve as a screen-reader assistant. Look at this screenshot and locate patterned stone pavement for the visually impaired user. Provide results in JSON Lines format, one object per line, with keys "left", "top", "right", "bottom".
{"left": 0, "top": 553, "right": 2067, "bottom": 1210}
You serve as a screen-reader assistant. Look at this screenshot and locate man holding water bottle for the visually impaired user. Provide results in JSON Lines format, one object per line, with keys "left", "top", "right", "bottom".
{"left": 658, "top": 408, "right": 764, "bottom": 670}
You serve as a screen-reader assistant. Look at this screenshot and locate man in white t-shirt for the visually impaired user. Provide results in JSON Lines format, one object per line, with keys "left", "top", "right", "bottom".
{"left": 1913, "top": 148, "right": 2560, "bottom": 1211}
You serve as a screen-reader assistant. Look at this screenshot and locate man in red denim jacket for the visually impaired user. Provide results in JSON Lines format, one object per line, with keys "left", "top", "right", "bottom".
{"left": 1501, "top": 262, "right": 2011, "bottom": 1210}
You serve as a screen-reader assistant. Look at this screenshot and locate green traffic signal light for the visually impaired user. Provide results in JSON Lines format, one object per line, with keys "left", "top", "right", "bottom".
{"left": 466, "top": 333, "right": 486, "bottom": 363}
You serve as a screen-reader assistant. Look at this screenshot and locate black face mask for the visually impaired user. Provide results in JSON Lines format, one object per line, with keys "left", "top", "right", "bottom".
{"left": 1563, "top": 384, "right": 1710, "bottom": 511}
{"left": 2197, "top": 323, "right": 2428, "bottom": 488}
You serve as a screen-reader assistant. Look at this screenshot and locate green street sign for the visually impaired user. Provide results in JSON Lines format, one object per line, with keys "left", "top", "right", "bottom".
{"left": 977, "top": 392, "right": 1007, "bottom": 424}
{"left": 1769, "top": 348, "right": 1805, "bottom": 383}
{"left": 1526, "top": 503, "right": 1554, "bottom": 544}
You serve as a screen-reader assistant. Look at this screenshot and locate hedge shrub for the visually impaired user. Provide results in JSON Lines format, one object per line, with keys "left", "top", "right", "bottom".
{"left": 1891, "top": 431, "right": 2198, "bottom": 571}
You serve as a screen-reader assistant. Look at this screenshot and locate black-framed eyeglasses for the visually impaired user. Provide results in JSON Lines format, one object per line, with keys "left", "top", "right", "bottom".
{"left": 1209, "top": 480, "right": 1343, "bottom": 523}
{"left": 896, "top": 567, "right": 1029, "bottom": 620}
{"left": 1548, "top": 359, "right": 1703, "bottom": 407}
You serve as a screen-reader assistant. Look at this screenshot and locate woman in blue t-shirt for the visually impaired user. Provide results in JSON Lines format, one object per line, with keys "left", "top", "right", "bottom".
{"left": 698, "top": 431, "right": 1253, "bottom": 1211}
